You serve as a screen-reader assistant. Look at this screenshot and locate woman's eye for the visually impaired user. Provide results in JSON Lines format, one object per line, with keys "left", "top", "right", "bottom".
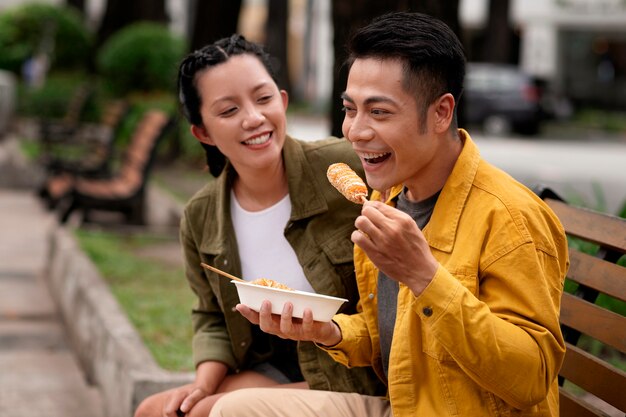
{"left": 258, "top": 95, "right": 273, "bottom": 103}
{"left": 220, "top": 107, "right": 237, "bottom": 116}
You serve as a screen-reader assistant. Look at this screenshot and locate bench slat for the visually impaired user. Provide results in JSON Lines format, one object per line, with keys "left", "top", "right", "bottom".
{"left": 560, "top": 293, "right": 626, "bottom": 352}
{"left": 567, "top": 249, "right": 626, "bottom": 303}
{"left": 545, "top": 198, "right": 626, "bottom": 252}
{"left": 559, "top": 388, "right": 613, "bottom": 417}
{"left": 560, "top": 343, "right": 626, "bottom": 411}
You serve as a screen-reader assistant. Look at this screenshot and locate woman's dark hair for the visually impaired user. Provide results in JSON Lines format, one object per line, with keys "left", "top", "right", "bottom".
{"left": 177, "top": 34, "right": 277, "bottom": 176}
{"left": 347, "top": 12, "right": 466, "bottom": 132}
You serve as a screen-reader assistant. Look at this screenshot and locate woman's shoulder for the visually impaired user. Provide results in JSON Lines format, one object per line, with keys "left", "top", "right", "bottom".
{"left": 183, "top": 176, "right": 225, "bottom": 217}
{"left": 292, "top": 136, "right": 363, "bottom": 175}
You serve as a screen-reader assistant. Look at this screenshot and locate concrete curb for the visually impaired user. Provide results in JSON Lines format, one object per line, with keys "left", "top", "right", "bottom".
{"left": 44, "top": 190, "right": 194, "bottom": 417}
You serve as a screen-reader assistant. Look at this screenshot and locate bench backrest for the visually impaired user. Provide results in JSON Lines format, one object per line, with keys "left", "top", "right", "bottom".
{"left": 61, "top": 84, "right": 93, "bottom": 125}
{"left": 541, "top": 194, "right": 626, "bottom": 417}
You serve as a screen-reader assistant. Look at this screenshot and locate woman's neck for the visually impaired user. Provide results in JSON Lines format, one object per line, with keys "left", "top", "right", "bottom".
{"left": 232, "top": 160, "right": 289, "bottom": 212}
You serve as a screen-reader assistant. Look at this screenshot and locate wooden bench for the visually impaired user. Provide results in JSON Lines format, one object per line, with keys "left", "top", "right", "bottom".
{"left": 536, "top": 187, "right": 626, "bottom": 417}
{"left": 44, "top": 109, "right": 175, "bottom": 225}
{"left": 39, "top": 84, "right": 94, "bottom": 147}
{"left": 39, "top": 99, "right": 130, "bottom": 178}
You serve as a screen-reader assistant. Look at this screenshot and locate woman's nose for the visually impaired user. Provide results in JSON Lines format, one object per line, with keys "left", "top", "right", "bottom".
{"left": 242, "top": 107, "right": 265, "bottom": 129}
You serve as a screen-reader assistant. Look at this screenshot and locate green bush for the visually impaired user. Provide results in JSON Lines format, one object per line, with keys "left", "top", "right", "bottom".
{"left": 0, "top": 3, "right": 93, "bottom": 75}
{"left": 96, "top": 22, "right": 187, "bottom": 94}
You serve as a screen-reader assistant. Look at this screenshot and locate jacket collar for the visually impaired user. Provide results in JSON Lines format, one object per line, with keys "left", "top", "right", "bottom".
{"left": 199, "top": 136, "right": 328, "bottom": 255}
{"left": 370, "top": 129, "right": 479, "bottom": 254}
{"left": 282, "top": 135, "right": 329, "bottom": 220}
{"left": 425, "top": 129, "right": 478, "bottom": 253}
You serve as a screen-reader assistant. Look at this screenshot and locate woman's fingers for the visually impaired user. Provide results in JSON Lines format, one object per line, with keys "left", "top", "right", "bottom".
{"left": 179, "top": 387, "right": 208, "bottom": 414}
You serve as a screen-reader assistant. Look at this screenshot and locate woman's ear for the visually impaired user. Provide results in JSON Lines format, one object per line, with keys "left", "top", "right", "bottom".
{"left": 433, "top": 93, "right": 455, "bottom": 134}
{"left": 280, "top": 89, "right": 289, "bottom": 111}
{"left": 190, "top": 124, "right": 215, "bottom": 146}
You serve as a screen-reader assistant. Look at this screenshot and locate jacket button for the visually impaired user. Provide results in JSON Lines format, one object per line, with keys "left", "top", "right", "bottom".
{"left": 368, "top": 293, "right": 375, "bottom": 300}
{"left": 423, "top": 307, "right": 433, "bottom": 317}
{"left": 223, "top": 259, "right": 228, "bottom": 266}
{"left": 240, "top": 341, "right": 246, "bottom": 347}
{"left": 231, "top": 306, "right": 237, "bottom": 312}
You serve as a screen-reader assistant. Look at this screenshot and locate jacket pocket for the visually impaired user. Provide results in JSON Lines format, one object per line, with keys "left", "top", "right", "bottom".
{"left": 421, "top": 271, "right": 478, "bottom": 361}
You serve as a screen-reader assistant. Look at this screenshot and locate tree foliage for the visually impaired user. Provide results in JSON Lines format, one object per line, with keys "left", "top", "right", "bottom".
{"left": 96, "top": 23, "right": 186, "bottom": 94}
{"left": 0, "top": 3, "right": 93, "bottom": 75}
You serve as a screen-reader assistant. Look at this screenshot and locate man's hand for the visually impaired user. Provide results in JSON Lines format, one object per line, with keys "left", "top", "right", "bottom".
{"left": 351, "top": 200, "right": 439, "bottom": 296}
{"left": 236, "top": 301, "right": 342, "bottom": 346}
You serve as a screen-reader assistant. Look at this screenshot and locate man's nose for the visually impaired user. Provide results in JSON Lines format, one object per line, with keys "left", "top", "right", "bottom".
{"left": 344, "top": 115, "right": 374, "bottom": 143}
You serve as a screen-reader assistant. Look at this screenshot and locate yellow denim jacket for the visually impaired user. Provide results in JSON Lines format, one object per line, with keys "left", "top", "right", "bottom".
{"left": 325, "top": 131, "right": 568, "bottom": 416}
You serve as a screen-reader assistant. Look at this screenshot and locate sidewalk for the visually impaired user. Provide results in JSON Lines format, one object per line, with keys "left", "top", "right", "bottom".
{"left": 0, "top": 189, "right": 104, "bottom": 417}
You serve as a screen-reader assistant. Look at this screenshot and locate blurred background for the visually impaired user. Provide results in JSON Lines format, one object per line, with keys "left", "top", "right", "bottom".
{"left": 1, "top": 0, "right": 626, "bottom": 133}
{"left": 0, "top": 0, "right": 624, "bottom": 214}
{"left": 0, "top": 2, "right": 623, "bottom": 409}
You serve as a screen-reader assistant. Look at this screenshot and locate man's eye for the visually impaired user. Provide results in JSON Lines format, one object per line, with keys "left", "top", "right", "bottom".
{"left": 342, "top": 106, "right": 355, "bottom": 113}
{"left": 258, "top": 95, "right": 273, "bottom": 103}
{"left": 371, "top": 109, "right": 389, "bottom": 115}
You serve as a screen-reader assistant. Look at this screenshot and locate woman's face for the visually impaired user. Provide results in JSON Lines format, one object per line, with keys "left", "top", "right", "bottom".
{"left": 191, "top": 54, "right": 288, "bottom": 173}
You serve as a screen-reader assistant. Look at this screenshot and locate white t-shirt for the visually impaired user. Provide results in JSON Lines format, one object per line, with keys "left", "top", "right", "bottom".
{"left": 230, "top": 191, "right": 315, "bottom": 293}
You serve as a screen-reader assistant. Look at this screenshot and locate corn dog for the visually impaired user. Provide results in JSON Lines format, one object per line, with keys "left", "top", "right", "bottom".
{"left": 327, "top": 163, "right": 368, "bottom": 204}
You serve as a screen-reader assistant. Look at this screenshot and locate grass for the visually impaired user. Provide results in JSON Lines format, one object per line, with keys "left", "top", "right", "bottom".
{"left": 74, "top": 228, "right": 195, "bottom": 372}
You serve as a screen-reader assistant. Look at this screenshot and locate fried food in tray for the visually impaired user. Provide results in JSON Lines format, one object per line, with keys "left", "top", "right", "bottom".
{"left": 249, "top": 278, "right": 293, "bottom": 291}
{"left": 327, "top": 162, "right": 368, "bottom": 204}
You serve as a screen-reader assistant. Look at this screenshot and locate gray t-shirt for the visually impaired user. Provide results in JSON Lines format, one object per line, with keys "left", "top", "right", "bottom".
{"left": 378, "top": 188, "right": 440, "bottom": 379}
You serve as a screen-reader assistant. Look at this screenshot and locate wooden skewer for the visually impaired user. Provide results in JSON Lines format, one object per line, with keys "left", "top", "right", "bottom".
{"left": 200, "top": 263, "right": 246, "bottom": 282}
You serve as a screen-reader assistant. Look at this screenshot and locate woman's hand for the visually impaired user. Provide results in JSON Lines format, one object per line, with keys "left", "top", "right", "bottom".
{"left": 163, "top": 361, "right": 227, "bottom": 416}
{"left": 236, "top": 301, "right": 342, "bottom": 347}
{"left": 162, "top": 383, "right": 209, "bottom": 417}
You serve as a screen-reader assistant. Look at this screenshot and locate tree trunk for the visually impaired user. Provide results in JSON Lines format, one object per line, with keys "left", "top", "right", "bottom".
{"left": 330, "top": 0, "right": 400, "bottom": 137}
{"left": 189, "top": 0, "right": 242, "bottom": 52}
{"left": 66, "top": 0, "right": 85, "bottom": 14}
{"left": 483, "top": 0, "right": 513, "bottom": 63}
{"left": 97, "top": 0, "right": 168, "bottom": 47}
{"left": 265, "top": 0, "right": 291, "bottom": 93}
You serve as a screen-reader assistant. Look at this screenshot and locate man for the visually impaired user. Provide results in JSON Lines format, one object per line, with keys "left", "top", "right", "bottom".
{"left": 210, "top": 12, "right": 568, "bottom": 417}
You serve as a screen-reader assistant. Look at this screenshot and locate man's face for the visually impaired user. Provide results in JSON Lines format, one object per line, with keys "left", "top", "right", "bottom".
{"left": 341, "top": 58, "right": 442, "bottom": 198}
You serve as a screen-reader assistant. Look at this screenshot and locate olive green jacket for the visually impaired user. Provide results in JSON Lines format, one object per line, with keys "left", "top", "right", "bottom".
{"left": 180, "top": 136, "right": 384, "bottom": 395}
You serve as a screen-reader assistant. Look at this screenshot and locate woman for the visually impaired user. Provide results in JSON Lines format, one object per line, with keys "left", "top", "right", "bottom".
{"left": 134, "top": 35, "right": 382, "bottom": 417}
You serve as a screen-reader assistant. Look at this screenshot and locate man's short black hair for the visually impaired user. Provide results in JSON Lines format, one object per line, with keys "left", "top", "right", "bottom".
{"left": 347, "top": 12, "right": 466, "bottom": 131}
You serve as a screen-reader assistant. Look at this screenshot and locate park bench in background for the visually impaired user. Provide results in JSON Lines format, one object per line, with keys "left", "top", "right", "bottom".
{"left": 536, "top": 187, "right": 626, "bottom": 417}
{"left": 38, "top": 84, "right": 94, "bottom": 148}
{"left": 42, "top": 109, "right": 175, "bottom": 225}
{"left": 39, "top": 99, "right": 130, "bottom": 178}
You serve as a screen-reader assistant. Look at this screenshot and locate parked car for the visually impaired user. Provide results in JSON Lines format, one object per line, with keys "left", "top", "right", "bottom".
{"left": 462, "top": 63, "right": 542, "bottom": 136}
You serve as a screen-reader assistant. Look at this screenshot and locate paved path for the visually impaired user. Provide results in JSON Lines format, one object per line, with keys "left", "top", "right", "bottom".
{"left": 0, "top": 189, "right": 103, "bottom": 417}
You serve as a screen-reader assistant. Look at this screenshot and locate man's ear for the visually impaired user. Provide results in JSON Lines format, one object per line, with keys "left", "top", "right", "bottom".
{"left": 433, "top": 93, "right": 455, "bottom": 134}
{"left": 190, "top": 124, "right": 215, "bottom": 146}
